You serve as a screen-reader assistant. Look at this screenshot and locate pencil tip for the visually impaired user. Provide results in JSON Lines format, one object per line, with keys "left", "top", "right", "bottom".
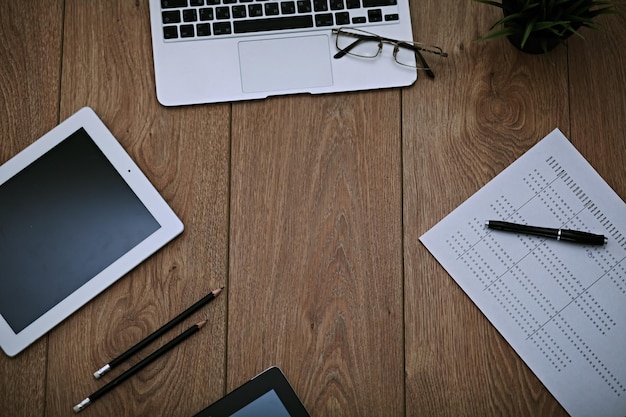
{"left": 197, "top": 320, "right": 208, "bottom": 329}
{"left": 213, "top": 287, "right": 224, "bottom": 296}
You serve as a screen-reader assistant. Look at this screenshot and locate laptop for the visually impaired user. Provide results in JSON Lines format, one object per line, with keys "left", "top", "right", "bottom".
{"left": 148, "top": 0, "right": 416, "bottom": 105}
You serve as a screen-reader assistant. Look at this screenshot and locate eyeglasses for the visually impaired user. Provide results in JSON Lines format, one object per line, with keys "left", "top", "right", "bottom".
{"left": 331, "top": 27, "right": 448, "bottom": 78}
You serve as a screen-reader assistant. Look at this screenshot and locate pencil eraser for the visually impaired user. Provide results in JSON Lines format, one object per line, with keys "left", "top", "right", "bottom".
{"left": 73, "top": 398, "right": 90, "bottom": 413}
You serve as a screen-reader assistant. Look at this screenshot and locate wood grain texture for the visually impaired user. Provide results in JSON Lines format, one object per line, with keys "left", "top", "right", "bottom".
{"left": 404, "top": 0, "right": 571, "bottom": 416}
{"left": 568, "top": 5, "right": 626, "bottom": 201}
{"left": 0, "top": 0, "right": 63, "bottom": 159}
{"left": 2, "top": 1, "right": 626, "bottom": 417}
{"left": 43, "top": 1, "right": 230, "bottom": 416}
{"left": 228, "top": 93, "right": 404, "bottom": 416}
{"left": 0, "top": 1, "right": 63, "bottom": 417}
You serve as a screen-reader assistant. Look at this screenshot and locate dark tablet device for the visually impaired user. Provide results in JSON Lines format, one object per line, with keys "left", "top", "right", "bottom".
{"left": 194, "top": 367, "right": 310, "bottom": 417}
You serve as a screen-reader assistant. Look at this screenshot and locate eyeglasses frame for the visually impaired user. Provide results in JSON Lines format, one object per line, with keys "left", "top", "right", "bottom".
{"left": 331, "top": 27, "right": 448, "bottom": 79}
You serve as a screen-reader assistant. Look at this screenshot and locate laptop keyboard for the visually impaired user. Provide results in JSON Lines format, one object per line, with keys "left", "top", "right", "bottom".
{"left": 160, "top": 0, "right": 400, "bottom": 40}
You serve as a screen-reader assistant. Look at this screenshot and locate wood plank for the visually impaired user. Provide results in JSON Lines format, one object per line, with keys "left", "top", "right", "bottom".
{"left": 0, "top": 0, "right": 63, "bottom": 159}
{"left": 228, "top": 92, "right": 404, "bottom": 416}
{"left": 569, "top": 8, "right": 626, "bottom": 199}
{"left": 403, "top": 1, "right": 571, "bottom": 416}
{"left": 43, "top": 1, "right": 230, "bottom": 415}
{"left": 0, "top": 1, "right": 64, "bottom": 416}
{"left": 3, "top": 2, "right": 624, "bottom": 417}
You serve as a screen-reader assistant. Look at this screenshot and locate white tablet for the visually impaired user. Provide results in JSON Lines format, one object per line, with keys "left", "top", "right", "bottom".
{"left": 0, "top": 107, "right": 184, "bottom": 357}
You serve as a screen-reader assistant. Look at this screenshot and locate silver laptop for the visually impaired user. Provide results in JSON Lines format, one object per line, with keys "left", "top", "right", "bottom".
{"left": 148, "top": 0, "right": 417, "bottom": 105}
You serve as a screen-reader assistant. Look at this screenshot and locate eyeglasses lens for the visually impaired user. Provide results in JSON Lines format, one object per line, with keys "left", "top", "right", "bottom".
{"left": 394, "top": 45, "right": 419, "bottom": 67}
{"left": 336, "top": 30, "right": 381, "bottom": 58}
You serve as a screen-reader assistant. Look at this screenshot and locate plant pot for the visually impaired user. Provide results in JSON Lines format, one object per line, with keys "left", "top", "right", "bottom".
{"left": 501, "top": 0, "right": 577, "bottom": 54}
{"left": 506, "top": 31, "right": 567, "bottom": 54}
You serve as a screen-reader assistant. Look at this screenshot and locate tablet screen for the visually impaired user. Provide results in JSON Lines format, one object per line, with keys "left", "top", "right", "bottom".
{"left": 0, "top": 127, "right": 160, "bottom": 333}
{"left": 230, "top": 389, "right": 291, "bottom": 417}
{"left": 193, "top": 367, "right": 310, "bottom": 417}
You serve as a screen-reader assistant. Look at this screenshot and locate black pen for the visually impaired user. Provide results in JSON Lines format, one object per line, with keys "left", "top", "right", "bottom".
{"left": 93, "top": 287, "right": 223, "bottom": 379}
{"left": 74, "top": 320, "right": 207, "bottom": 413}
{"left": 486, "top": 220, "right": 607, "bottom": 245}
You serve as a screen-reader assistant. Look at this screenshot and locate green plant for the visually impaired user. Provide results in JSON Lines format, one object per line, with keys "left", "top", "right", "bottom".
{"left": 475, "top": 0, "right": 622, "bottom": 52}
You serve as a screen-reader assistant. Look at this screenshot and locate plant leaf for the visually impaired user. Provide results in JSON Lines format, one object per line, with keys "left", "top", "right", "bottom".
{"left": 520, "top": 20, "right": 536, "bottom": 47}
{"left": 475, "top": 27, "right": 518, "bottom": 42}
{"left": 473, "top": 0, "right": 505, "bottom": 8}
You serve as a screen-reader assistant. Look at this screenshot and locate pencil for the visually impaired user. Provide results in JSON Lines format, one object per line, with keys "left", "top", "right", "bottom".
{"left": 74, "top": 320, "right": 207, "bottom": 413}
{"left": 93, "top": 287, "right": 223, "bottom": 379}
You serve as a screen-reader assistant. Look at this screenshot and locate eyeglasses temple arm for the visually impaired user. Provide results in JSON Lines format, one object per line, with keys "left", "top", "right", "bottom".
{"left": 394, "top": 40, "right": 439, "bottom": 78}
{"left": 333, "top": 38, "right": 364, "bottom": 59}
{"left": 411, "top": 47, "right": 435, "bottom": 78}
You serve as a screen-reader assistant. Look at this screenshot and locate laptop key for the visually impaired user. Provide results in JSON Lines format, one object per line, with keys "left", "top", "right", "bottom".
{"left": 315, "top": 13, "right": 333, "bottom": 26}
{"left": 183, "top": 9, "right": 198, "bottom": 22}
{"left": 265, "top": 3, "right": 280, "bottom": 15}
{"left": 313, "top": 0, "right": 328, "bottom": 12}
{"left": 213, "top": 22, "right": 232, "bottom": 35}
{"left": 297, "top": 0, "right": 312, "bottom": 13}
{"left": 161, "top": 0, "right": 188, "bottom": 8}
{"left": 362, "top": 0, "right": 396, "bottom": 6}
{"left": 197, "top": 23, "right": 211, "bottom": 36}
{"left": 335, "top": 11, "right": 350, "bottom": 25}
{"left": 368, "top": 8, "right": 382, "bottom": 22}
{"left": 233, "top": 15, "right": 313, "bottom": 33}
{"left": 180, "top": 24, "right": 195, "bottom": 37}
{"left": 281, "top": 1, "right": 296, "bottom": 14}
{"left": 249, "top": 4, "right": 263, "bottom": 16}
{"left": 216, "top": 6, "right": 230, "bottom": 19}
{"left": 330, "top": 0, "right": 344, "bottom": 10}
{"left": 232, "top": 5, "right": 247, "bottom": 18}
{"left": 200, "top": 7, "right": 214, "bottom": 20}
{"left": 163, "top": 25, "right": 179, "bottom": 38}
{"left": 162, "top": 10, "right": 181, "bottom": 24}
{"left": 346, "top": 0, "right": 360, "bottom": 8}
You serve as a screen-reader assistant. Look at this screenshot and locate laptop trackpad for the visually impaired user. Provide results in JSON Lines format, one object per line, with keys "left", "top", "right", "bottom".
{"left": 238, "top": 35, "right": 333, "bottom": 94}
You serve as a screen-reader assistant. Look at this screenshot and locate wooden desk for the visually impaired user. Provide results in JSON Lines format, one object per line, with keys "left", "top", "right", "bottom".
{"left": 1, "top": 1, "right": 625, "bottom": 416}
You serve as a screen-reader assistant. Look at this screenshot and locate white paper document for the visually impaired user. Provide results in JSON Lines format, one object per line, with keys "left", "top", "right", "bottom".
{"left": 420, "top": 129, "right": 626, "bottom": 417}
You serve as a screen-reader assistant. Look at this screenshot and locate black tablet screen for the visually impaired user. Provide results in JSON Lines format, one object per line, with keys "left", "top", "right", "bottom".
{"left": 230, "top": 389, "right": 291, "bottom": 417}
{"left": 0, "top": 128, "right": 160, "bottom": 333}
{"left": 193, "top": 367, "right": 310, "bottom": 417}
